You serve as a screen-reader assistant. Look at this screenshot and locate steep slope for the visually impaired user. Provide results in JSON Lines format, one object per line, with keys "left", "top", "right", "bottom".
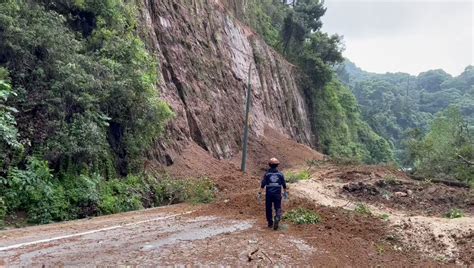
{"left": 139, "top": 0, "right": 314, "bottom": 164}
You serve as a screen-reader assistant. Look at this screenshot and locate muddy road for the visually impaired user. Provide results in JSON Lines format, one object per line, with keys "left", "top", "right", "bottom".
{"left": 1, "top": 205, "right": 260, "bottom": 266}
{"left": 0, "top": 180, "right": 456, "bottom": 266}
{"left": 1, "top": 134, "right": 472, "bottom": 266}
{"left": 0, "top": 202, "right": 398, "bottom": 266}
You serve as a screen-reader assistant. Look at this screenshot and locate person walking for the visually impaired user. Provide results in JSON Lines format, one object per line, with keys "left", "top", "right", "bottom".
{"left": 258, "top": 158, "right": 288, "bottom": 230}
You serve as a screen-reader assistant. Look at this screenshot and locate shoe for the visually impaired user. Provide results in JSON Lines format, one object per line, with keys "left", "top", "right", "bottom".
{"left": 267, "top": 223, "right": 273, "bottom": 228}
{"left": 273, "top": 216, "right": 280, "bottom": 230}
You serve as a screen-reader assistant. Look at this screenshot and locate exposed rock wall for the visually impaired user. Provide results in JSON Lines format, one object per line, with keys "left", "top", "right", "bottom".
{"left": 140, "top": 0, "right": 314, "bottom": 165}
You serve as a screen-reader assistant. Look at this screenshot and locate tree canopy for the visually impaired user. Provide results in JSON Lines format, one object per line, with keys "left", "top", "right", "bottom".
{"left": 338, "top": 60, "right": 474, "bottom": 183}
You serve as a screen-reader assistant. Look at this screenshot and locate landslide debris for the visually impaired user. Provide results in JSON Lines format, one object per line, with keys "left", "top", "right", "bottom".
{"left": 342, "top": 178, "right": 473, "bottom": 217}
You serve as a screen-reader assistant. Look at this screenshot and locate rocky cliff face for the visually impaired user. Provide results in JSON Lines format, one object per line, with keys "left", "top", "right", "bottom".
{"left": 140, "top": 0, "right": 314, "bottom": 165}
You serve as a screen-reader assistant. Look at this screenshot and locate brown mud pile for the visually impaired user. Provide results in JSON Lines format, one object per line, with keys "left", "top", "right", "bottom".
{"left": 341, "top": 173, "right": 473, "bottom": 217}
{"left": 155, "top": 127, "right": 323, "bottom": 194}
{"left": 291, "top": 164, "right": 473, "bottom": 264}
{"left": 157, "top": 127, "right": 438, "bottom": 265}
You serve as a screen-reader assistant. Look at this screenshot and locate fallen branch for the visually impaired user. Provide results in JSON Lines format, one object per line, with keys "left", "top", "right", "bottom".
{"left": 457, "top": 154, "right": 474, "bottom": 166}
{"left": 408, "top": 174, "right": 470, "bottom": 188}
{"left": 247, "top": 248, "right": 259, "bottom": 262}
{"left": 261, "top": 250, "right": 273, "bottom": 264}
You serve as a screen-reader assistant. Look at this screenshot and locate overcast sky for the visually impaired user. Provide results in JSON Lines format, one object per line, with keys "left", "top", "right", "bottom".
{"left": 321, "top": 0, "right": 473, "bottom": 76}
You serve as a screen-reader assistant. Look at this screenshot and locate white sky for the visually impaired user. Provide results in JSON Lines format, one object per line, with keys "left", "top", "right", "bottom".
{"left": 322, "top": 0, "right": 473, "bottom": 76}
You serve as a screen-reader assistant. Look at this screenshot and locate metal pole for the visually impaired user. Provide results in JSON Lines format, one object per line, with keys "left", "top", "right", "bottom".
{"left": 241, "top": 63, "right": 252, "bottom": 172}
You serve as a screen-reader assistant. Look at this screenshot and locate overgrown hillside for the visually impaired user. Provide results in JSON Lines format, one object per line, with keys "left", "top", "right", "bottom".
{"left": 0, "top": 0, "right": 179, "bottom": 225}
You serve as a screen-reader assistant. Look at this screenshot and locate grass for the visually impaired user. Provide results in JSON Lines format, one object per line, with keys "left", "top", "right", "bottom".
{"left": 376, "top": 244, "right": 385, "bottom": 255}
{"left": 445, "top": 208, "right": 464, "bottom": 219}
{"left": 283, "top": 208, "right": 322, "bottom": 224}
{"left": 383, "top": 175, "right": 399, "bottom": 185}
{"left": 286, "top": 170, "right": 311, "bottom": 183}
{"left": 354, "top": 203, "right": 372, "bottom": 216}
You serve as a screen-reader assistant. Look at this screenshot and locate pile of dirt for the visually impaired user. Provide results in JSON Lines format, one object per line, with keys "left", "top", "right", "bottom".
{"left": 334, "top": 165, "right": 408, "bottom": 181}
{"left": 147, "top": 128, "right": 450, "bottom": 265}
{"left": 200, "top": 192, "right": 435, "bottom": 266}
{"left": 291, "top": 163, "right": 473, "bottom": 265}
{"left": 230, "top": 127, "right": 325, "bottom": 176}
{"left": 342, "top": 179, "right": 473, "bottom": 216}
{"left": 149, "top": 143, "right": 235, "bottom": 178}
{"left": 153, "top": 126, "right": 323, "bottom": 195}
{"left": 455, "top": 230, "right": 474, "bottom": 264}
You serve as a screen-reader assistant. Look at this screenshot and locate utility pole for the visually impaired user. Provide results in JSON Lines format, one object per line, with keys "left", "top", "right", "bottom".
{"left": 241, "top": 63, "right": 252, "bottom": 173}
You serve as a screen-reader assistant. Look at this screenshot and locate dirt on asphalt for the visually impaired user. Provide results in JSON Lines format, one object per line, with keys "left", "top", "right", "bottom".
{"left": 0, "top": 127, "right": 472, "bottom": 266}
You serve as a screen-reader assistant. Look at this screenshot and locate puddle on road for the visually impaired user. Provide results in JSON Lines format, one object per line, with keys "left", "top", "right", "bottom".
{"left": 141, "top": 217, "right": 252, "bottom": 251}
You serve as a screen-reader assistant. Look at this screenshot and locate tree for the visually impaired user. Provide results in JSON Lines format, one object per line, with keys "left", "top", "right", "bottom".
{"left": 407, "top": 107, "right": 473, "bottom": 183}
{"left": 0, "top": 0, "right": 172, "bottom": 177}
{"left": 339, "top": 60, "right": 473, "bottom": 165}
{"left": 417, "top": 69, "right": 452, "bottom": 92}
{"left": 0, "top": 70, "right": 22, "bottom": 175}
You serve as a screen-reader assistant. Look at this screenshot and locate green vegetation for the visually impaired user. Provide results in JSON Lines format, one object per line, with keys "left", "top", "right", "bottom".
{"left": 243, "top": 0, "right": 394, "bottom": 164}
{"left": 382, "top": 175, "right": 399, "bottom": 185}
{"left": 405, "top": 107, "right": 473, "bottom": 184}
{"left": 308, "top": 80, "right": 394, "bottom": 163}
{"left": 380, "top": 214, "right": 390, "bottom": 221}
{"left": 286, "top": 170, "right": 311, "bottom": 183}
{"left": 154, "top": 178, "right": 216, "bottom": 205}
{"left": 284, "top": 207, "right": 322, "bottom": 224}
{"left": 445, "top": 208, "right": 464, "bottom": 219}
{"left": 0, "top": 0, "right": 177, "bottom": 224}
{"left": 376, "top": 244, "right": 385, "bottom": 255}
{"left": 0, "top": 161, "right": 215, "bottom": 224}
{"left": 354, "top": 203, "right": 372, "bottom": 216}
{"left": 0, "top": 0, "right": 173, "bottom": 177}
{"left": 0, "top": 197, "right": 6, "bottom": 227}
{"left": 338, "top": 60, "right": 473, "bottom": 184}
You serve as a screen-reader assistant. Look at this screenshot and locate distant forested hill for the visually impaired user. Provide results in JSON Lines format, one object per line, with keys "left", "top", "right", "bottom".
{"left": 337, "top": 60, "right": 474, "bottom": 161}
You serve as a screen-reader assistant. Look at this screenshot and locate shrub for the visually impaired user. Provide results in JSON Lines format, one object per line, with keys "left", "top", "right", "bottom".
{"left": 97, "top": 177, "right": 144, "bottom": 215}
{"left": 446, "top": 208, "right": 464, "bottom": 219}
{"left": 153, "top": 177, "right": 216, "bottom": 205}
{"left": 2, "top": 157, "right": 70, "bottom": 223}
{"left": 62, "top": 173, "right": 101, "bottom": 217}
{"left": 185, "top": 178, "right": 215, "bottom": 204}
{"left": 286, "top": 170, "right": 311, "bottom": 183}
{"left": 354, "top": 203, "right": 372, "bottom": 216}
{"left": 284, "top": 208, "right": 322, "bottom": 224}
{"left": 1, "top": 162, "right": 217, "bottom": 225}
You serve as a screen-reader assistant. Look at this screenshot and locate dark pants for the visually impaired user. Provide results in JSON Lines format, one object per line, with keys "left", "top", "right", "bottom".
{"left": 265, "top": 194, "right": 282, "bottom": 225}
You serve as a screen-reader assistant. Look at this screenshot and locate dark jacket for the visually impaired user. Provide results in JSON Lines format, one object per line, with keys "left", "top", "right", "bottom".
{"left": 261, "top": 167, "right": 287, "bottom": 196}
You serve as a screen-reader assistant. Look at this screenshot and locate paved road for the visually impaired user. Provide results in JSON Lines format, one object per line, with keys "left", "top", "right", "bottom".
{"left": 0, "top": 204, "right": 314, "bottom": 266}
